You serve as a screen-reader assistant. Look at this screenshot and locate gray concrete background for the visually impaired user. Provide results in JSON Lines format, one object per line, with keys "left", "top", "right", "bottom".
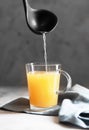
{"left": 0, "top": 0, "right": 89, "bottom": 87}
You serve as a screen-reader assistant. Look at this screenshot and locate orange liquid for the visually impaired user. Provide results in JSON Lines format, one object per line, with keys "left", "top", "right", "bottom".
{"left": 27, "top": 71, "right": 60, "bottom": 108}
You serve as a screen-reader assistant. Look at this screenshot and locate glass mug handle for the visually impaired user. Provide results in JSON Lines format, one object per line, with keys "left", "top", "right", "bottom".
{"left": 57, "top": 70, "right": 72, "bottom": 94}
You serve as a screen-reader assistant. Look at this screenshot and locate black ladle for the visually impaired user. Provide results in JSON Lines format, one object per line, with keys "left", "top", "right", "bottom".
{"left": 23, "top": 0, "right": 58, "bottom": 35}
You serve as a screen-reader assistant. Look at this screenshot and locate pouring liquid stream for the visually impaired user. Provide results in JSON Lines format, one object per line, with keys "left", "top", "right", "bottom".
{"left": 43, "top": 33, "right": 48, "bottom": 71}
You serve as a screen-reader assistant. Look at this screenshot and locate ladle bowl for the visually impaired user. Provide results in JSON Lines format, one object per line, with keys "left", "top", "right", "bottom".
{"left": 23, "top": 0, "right": 58, "bottom": 34}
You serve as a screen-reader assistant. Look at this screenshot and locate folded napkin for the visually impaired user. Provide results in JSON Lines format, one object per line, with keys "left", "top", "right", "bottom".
{"left": 59, "top": 84, "right": 89, "bottom": 128}
{"left": 0, "top": 97, "right": 60, "bottom": 116}
{"left": 1, "top": 84, "right": 89, "bottom": 128}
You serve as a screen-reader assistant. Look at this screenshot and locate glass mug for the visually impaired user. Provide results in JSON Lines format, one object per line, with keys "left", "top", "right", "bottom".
{"left": 26, "top": 63, "right": 72, "bottom": 111}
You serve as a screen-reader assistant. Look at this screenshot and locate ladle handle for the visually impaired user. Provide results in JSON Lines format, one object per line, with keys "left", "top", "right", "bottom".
{"left": 25, "top": 0, "right": 30, "bottom": 8}
{"left": 23, "top": 0, "right": 32, "bottom": 12}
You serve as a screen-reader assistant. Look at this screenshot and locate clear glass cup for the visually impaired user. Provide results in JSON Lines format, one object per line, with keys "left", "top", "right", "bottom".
{"left": 26, "top": 63, "right": 72, "bottom": 111}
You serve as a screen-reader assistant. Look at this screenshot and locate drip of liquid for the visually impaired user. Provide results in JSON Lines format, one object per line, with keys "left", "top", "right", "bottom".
{"left": 43, "top": 33, "right": 47, "bottom": 71}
